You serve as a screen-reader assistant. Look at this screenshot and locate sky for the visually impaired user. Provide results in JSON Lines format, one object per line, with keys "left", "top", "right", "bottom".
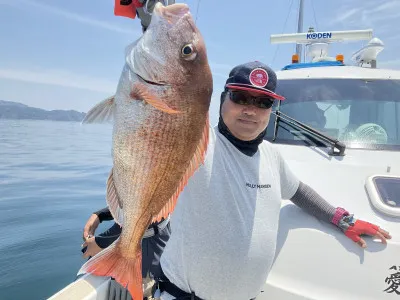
{"left": 1, "top": 0, "right": 400, "bottom": 126}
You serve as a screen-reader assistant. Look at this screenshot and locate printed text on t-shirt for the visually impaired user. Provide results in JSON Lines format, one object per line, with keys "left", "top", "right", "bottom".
{"left": 245, "top": 183, "right": 271, "bottom": 189}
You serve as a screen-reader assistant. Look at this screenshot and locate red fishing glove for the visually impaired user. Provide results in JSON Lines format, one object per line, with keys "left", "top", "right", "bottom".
{"left": 114, "top": 0, "right": 144, "bottom": 19}
{"left": 333, "top": 208, "right": 391, "bottom": 247}
{"left": 344, "top": 220, "right": 379, "bottom": 243}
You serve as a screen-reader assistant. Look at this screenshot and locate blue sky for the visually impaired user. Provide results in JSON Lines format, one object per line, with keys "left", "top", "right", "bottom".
{"left": 1, "top": 0, "right": 400, "bottom": 126}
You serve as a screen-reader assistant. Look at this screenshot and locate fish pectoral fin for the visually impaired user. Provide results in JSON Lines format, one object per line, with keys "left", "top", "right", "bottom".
{"left": 81, "top": 96, "right": 115, "bottom": 124}
{"left": 152, "top": 114, "right": 210, "bottom": 223}
{"left": 106, "top": 168, "right": 124, "bottom": 226}
{"left": 131, "top": 82, "right": 181, "bottom": 114}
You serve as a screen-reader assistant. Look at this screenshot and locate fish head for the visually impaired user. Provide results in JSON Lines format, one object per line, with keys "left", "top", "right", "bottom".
{"left": 125, "top": 2, "right": 213, "bottom": 97}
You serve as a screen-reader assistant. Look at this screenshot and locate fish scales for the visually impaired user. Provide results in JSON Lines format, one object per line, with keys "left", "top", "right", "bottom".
{"left": 77, "top": 2, "right": 213, "bottom": 299}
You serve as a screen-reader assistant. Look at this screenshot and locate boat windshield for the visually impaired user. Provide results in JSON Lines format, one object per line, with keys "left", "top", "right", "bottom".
{"left": 265, "top": 78, "right": 400, "bottom": 151}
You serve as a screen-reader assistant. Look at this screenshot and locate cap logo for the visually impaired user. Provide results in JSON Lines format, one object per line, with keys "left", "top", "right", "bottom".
{"left": 249, "top": 68, "right": 269, "bottom": 87}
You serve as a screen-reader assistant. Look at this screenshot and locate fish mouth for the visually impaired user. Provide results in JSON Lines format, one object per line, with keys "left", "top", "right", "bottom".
{"left": 135, "top": 72, "right": 167, "bottom": 86}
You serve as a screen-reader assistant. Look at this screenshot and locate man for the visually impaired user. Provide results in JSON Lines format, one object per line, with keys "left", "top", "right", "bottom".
{"left": 94, "top": 3, "right": 390, "bottom": 299}
{"left": 153, "top": 61, "right": 392, "bottom": 300}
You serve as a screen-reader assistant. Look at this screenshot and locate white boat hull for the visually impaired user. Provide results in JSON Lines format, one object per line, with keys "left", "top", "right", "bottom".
{"left": 262, "top": 144, "right": 400, "bottom": 300}
{"left": 48, "top": 274, "right": 110, "bottom": 300}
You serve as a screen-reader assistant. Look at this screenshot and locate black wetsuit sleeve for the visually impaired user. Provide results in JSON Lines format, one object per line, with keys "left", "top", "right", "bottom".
{"left": 93, "top": 207, "right": 113, "bottom": 223}
{"left": 95, "top": 223, "right": 122, "bottom": 248}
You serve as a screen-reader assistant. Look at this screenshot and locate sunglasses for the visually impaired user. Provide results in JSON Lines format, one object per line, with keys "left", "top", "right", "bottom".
{"left": 228, "top": 90, "right": 275, "bottom": 109}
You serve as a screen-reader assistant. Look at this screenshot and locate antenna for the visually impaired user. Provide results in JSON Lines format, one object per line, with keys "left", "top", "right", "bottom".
{"left": 270, "top": 29, "right": 373, "bottom": 45}
{"left": 296, "top": 0, "right": 304, "bottom": 60}
{"left": 270, "top": 29, "right": 373, "bottom": 63}
{"left": 351, "top": 37, "right": 385, "bottom": 68}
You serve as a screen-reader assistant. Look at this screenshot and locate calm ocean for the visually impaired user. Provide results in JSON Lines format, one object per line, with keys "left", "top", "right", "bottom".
{"left": 0, "top": 120, "right": 116, "bottom": 300}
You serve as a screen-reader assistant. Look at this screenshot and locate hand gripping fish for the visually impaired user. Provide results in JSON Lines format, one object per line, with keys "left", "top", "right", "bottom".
{"left": 77, "top": 3, "right": 213, "bottom": 299}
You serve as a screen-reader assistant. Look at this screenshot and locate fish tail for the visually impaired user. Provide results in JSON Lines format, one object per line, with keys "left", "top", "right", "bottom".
{"left": 77, "top": 241, "right": 143, "bottom": 299}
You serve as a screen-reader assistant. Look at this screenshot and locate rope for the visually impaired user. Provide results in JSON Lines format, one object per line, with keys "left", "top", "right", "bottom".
{"left": 271, "top": 0, "right": 294, "bottom": 67}
{"left": 311, "top": 0, "right": 319, "bottom": 30}
{"left": 195, "top": 0, "right": 201, "bottom": 24}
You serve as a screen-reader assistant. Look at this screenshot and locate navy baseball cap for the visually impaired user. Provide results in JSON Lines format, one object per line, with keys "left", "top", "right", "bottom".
{"left": 225, "top": 61, "right": 285, "bottom": 100}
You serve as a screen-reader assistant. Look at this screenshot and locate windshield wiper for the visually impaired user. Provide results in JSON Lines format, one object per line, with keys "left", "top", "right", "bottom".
{"left": 271, "top": 110, "right": 346, "bottom": 156}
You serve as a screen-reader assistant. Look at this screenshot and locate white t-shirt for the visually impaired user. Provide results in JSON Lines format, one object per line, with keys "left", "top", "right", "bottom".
{"left": 160, "top": 126, "right": 299, "bottom": 300}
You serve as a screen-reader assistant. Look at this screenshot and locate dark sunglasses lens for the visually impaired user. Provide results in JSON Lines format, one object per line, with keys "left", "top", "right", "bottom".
{"left": 229, "top": 90, "right": 274, "bottom": 109}
{"left": 230, "top": 91, "right": 249, "bottom": 105}
{"left": 257, "top": 98, "right": 274, "bottom": 109}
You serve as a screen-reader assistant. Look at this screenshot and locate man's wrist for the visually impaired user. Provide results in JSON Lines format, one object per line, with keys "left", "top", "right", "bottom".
{"left": 331, "top": 207, "right": 349, "bottom": 226}
{"left": 337, "top": 214, "right": 356, "bottom": 232}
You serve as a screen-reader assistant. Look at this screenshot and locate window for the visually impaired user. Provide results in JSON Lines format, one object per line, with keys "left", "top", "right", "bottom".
{"left": 374, "top": 176, "right": 400, "bottom": 208}
{"left": 365, "top": 175, "right": 400, "bottom": 217}
{"left": 265, "top": 78, "right": 400, "bottom": 150}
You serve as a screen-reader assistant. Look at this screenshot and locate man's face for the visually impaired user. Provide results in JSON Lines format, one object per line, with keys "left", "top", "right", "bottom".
{"left": 221, "top": 89, "right": 274, "bottom": 141}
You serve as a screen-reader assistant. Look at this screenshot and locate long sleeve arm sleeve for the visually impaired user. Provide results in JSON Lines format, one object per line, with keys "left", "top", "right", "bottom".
{"left": 93, "top": 207, "right": 114, "bottom": 223}
{"left": 289, "top": 181, "right": 337, "bottom": 224}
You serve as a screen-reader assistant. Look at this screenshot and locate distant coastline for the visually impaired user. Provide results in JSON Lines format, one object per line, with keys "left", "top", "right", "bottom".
{"left": 0, "top": 100, "right": 86, "bottom": 122}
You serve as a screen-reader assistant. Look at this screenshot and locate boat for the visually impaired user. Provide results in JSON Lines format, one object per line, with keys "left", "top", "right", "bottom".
{"left": 260, "top": 2, "right": 400, "bottom": 299}
{"left": 49, "top": 1, "right": 399, "bottom": 299}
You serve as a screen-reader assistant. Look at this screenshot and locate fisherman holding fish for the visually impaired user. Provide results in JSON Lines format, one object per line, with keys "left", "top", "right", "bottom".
{"left": 79, "top": 1, "right": 392, "bottom": 300}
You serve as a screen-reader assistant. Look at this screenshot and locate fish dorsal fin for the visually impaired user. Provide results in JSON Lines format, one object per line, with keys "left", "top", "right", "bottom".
{"left": 82, "top": 96, "right": 115, "bottom": 124}
{"left": 106, "top": 168, "right": 124, "bottom": 226}
{"left": 151, "top": 114, "right": 210, "bottom": 223}
{"left": 131, "top": 83, "right": 181, "bottom": 114}
{"left": 125, "top": 39, "right": 140, "bottom": 65}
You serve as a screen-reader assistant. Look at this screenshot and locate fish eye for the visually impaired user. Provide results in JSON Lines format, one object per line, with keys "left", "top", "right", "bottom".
{"left": 181, "top": 44, "right": 196, "bottom": 61}
{"left": 182, "top": 44, "right": 193, "bottom": 55}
